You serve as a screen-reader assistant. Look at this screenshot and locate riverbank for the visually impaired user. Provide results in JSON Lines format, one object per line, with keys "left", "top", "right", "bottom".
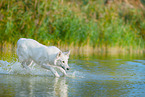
{"left": 0, "top": 0, "right": 145, "bottom": 50}
{"left": 1, "top": 43, "right": 144, "bottom": 57}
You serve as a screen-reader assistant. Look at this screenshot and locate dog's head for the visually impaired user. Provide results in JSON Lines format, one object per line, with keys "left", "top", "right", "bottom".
{"left": 54, "top": 51, "right": 70, "bottom": 70}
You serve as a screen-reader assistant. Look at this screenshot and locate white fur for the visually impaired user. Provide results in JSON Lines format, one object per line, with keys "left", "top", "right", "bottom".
{"left": 17, "top": 38, "right": 70, "bottom": 77}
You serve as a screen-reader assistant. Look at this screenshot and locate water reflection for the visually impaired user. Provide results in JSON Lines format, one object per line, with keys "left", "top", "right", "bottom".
{"left": 0, "top": 75, "right": 68, "bottom": 97}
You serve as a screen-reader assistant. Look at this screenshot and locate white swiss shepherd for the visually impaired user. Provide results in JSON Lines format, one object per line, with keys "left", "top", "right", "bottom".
{"left": 17, "top": 38, "right": 70, "bottom": 77}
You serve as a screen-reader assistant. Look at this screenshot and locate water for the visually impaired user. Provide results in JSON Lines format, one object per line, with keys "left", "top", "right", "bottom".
{"left": 0, "top": 51, "right": 145, "bottom": 97}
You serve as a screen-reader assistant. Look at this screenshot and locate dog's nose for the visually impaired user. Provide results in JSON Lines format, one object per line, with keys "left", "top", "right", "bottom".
{"left": 66, "top": 68, "right": 70, "bottom": 70}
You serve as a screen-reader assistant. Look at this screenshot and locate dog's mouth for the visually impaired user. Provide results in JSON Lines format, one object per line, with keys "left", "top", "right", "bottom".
{"left": 61, "top": 65, "right": 65, "bottom": 70}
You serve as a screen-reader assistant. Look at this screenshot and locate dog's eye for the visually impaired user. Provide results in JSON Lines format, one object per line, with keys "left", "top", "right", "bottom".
{"left": 62, "top": 61, "right": 65, "bottom": 63}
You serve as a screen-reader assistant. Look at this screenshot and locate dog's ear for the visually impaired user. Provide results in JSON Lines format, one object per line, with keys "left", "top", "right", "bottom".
{"left": 57, "top": 51, "right": 62, "bottom": 58}
{"left": 63, "top": 50, "right": 70, "bottom": 57}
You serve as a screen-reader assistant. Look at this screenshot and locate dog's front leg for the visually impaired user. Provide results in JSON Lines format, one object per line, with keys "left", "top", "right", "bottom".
{"left": 57, "top": 67, "right": 67, "bottom": 76}
{"left": 41, "top": 64, "right": 60, "bottom": 77}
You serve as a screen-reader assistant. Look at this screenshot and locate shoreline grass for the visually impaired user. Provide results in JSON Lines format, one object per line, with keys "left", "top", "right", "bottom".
{"left": 1, "top": 42, "right": 144, "bottom": 56}
{"left": 0, "top": 0, "right": 145, "bottom": 52}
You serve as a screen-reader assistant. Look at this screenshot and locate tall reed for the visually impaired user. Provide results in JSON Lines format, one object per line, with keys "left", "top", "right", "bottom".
{"left": 0, "top": 0, "right": 144, "bottom": 51}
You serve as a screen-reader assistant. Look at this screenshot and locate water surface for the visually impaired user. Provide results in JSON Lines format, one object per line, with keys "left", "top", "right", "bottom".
{"left": 0, "top": 51, "right": 145, "bottom": 97}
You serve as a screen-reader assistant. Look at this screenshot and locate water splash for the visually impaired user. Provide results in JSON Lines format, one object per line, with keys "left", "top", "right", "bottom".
{"left": 0, "top": 60, "right": 53, "bottom": 76}
{"left": 67, "top": 71, "right": 85, "bottom": 78}
{"left": 0, "top": 60, "right": 83, "bottom": 78}
{"left": 0, "top": 60, "right": 11, "bottom": 74}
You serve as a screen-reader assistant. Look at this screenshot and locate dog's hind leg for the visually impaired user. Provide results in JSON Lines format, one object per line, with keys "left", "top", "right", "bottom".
{"left": 27, "top": 60, "right": 37, "bottom": 69}
{"left": 22, "top": 61, "right": 31, "bottom": 72}
{"left": 26, "top": 60, "right": 33, "bottom": 66}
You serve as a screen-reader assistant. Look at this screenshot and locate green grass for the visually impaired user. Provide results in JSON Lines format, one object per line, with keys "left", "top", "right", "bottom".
{"left": 0, "top": 0, "right": 144, "bottom": 51}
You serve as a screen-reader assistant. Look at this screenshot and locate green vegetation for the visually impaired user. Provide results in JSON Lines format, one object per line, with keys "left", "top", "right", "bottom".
{"left": 0, "top": 0, "right": 145, "bottom": 51}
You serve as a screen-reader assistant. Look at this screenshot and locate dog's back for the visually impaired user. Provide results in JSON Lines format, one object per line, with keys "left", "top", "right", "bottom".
{"left": 17, "top": 38, "right": 41, "bottom": 62}
{"left": 17, "top": 38, "right": 60, "bottom": 64}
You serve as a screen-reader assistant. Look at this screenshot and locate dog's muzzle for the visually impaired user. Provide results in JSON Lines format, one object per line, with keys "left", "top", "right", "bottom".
{"left": 61, "top": 66, "right": 70, "bottom": 70}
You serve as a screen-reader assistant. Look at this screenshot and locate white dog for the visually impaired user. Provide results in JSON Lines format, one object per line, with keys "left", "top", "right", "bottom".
{"left": 17, "top": 38, "right": 70, "bottom": 77}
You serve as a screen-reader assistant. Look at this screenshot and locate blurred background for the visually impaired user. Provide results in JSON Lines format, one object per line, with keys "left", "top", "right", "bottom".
{"left": 0, "top": 0, "right": 145, "bottom": 54}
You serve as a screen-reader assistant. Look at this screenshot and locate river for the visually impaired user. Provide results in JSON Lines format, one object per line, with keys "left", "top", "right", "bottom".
{"left": 0, "top": 51, "right": 145, "bottom": 97}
